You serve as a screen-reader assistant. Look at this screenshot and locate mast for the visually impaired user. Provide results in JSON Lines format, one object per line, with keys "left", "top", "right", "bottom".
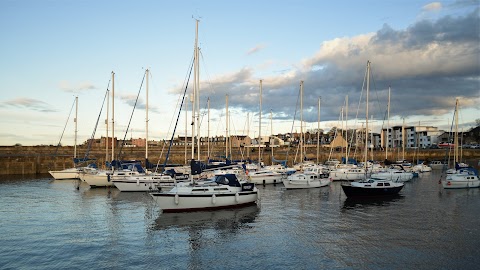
{"left": 195, "top": 21, "right": 201, "bottom": 161}
{"left": 74, "top": 96, "right": 78, "bottom": 159}
{"left": 341, "top": 106, "right": 344, "bottom": 163}
{"left": 270, "top": 109, "right": 273, "bottom": 163}
{"left": 190, "top": 93, "right": 195, "bottom": 159}
{"left": 226, "top": 94, "right": 229, "bottom": 159}
{"left": 207, "top": 97, "right": 210, "bottom": 160}
{"left": 191, "top": 20, "right": 199, "bottom": 160}
{"left": 111, "top": 71, "right": 115, "bottom": 165}
{"left": 402, "top": 118, "right": 405, "bottom": 161}
{"left": 371, "top": 115, "right": 374, "bottom": 161}
{"left": 364, "top": 61, "right": 370, "bottom": 166}
{"left": 185, "top": 96, "right": 188, "bottom": 165}
{"left": 317, "top": 97, "right": 321, "bottom": 164}
{"left": 247, "top": 112, "right": 250, "bottom": 159}
{"left": 386, "top": 86, "right": 390, "bottom": 160}
{"left": 300, "top": 81, "right": 304, "bottom": 165}
{"left": 259, "top": 80, "right": 262, "bottom": 166}
{"left": 105, "top": 81, "right": 109, "bottom": 168}
{"left": 145, "top": 69, "right": 149, "bottom": 165}
{"left": 454, "top": 98, "right": 459, "bottom": 164}
{"left": 345, "top": 95, "right": 348, "bottom": 164}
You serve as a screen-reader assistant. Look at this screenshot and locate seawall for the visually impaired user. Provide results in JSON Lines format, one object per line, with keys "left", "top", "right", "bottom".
{"left": 1, "top": 145, "right": 479, "bottom": 176}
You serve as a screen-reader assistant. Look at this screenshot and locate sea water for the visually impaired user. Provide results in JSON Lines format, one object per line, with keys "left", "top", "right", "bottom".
{"left": 0, "top": 171, "right": 479, "bottom": 270}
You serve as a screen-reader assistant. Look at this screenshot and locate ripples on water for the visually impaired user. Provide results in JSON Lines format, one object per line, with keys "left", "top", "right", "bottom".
{"left": 0, "top": 172, "right": 479, "bottom": 270}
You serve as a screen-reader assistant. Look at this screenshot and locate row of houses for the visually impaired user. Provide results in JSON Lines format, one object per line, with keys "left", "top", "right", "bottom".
{"left": 84, "top": 125, "right": 480, "bottom": 150}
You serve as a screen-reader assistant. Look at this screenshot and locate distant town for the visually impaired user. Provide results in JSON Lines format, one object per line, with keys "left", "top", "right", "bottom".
{"left": 75, "top": 124, "right": 480, "bottom": 150}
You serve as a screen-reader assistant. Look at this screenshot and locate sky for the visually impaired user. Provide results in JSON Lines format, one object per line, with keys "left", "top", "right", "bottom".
{"left": 0, "top": 0, "right": 479, "bottom": 146}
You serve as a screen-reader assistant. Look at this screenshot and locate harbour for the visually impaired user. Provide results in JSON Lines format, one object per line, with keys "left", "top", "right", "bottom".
{"left": 1, "top": 170, "right": 479, "bottom": 269}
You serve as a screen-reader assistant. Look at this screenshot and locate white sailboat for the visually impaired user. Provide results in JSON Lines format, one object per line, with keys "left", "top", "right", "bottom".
{"left": 84, "top": 71, "right": 117, "bottom": 187}
{"left": 150, "top": 20, "right": 259, "bottom": 212}
{"left": 49, "top": 96, "right": 85, "bottom": 180}
{"left": 247, "top": 79, "right": 283, "bottom": 185}
{"left": 441, "top": 98, "right": 480, "bottom": 189}
{"left": 283, "top": 81, "right": 330, "bottom": 189}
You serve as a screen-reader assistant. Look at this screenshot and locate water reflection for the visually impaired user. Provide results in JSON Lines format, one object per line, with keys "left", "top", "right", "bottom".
{"left": 342, "top": 195, "right": 405, "bottom": 209}
{"left": 151, "top": 205, "right": 260, "bottom": 231}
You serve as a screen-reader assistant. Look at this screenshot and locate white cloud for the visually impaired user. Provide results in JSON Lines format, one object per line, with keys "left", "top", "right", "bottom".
{"left": 59, "top": 80, "right": 97, "bottom": 92}
{"left": 246, "top": 44, "right": 266, "bottom": 55}
{"left": 423, "top": 2, "right": 443, "bottom": 11}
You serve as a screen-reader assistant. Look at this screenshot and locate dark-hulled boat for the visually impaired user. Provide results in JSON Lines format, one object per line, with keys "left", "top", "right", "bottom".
{"left": 341, "top": 178, "right": 404, "bottom": 198}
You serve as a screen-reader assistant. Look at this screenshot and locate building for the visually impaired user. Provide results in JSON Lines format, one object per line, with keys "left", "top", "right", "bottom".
{"left": 381, "top": 125, "right": 444, "bottom": 148}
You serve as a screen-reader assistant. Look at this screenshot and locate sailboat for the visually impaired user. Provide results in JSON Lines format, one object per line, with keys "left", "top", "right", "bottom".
{"left": 49, "top": 96, "right": 90, "bottom": 180}
{"left": 283, "top": 81, "right": 331, "bottom": 189}
{"left": 112, "top": 69, "right": 190, "bottom": 192}
{"left": 246, "top": 80, "right": 283, "bottom": 185}
{"left": 150, "top": 20, "right": 259, "bottom": 212}
{"left": 341, "top": 61, "right": 404, "bottom": 197}
{"left": 441, "top": 98, "right": 480, "bottom": 189}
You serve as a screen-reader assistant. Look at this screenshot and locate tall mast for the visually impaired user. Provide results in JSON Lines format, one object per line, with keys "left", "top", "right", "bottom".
{"left": 259, "top": 80, "right": 262, "bottom": 165}
{"left": 195, "top": 21, "right": 201, "bottom": 161}
{"left": 105, "top": 82, "right": 109, "bottom": 168}
{"left": 300, "top": 81, "right": 304, "bottom": 164}
{"left": 341, "top": 106, "right": 344, "bottom": 163}
{"left": 364, "top": 61, "right": 370, "bottom": 165}
{"left": 345, "top": 95, "right": 348, "bottom": 164}
{"left": 145, "top": 69, "right": 149, "bottom": 164}
{"left": 247, "top": 112, "right": 250, "bottom": 159}
{"left": 226, "top": 94, "right": 229, "bottom": 159}
{"left": 386, "top": 86, "right": 390, "bottom": 160}
{"left": 207, "top": 97, "right": 210, "bottom": 159}
{"left": 270, "top": 109, "right": 273, "bottom": 163}
{"left": 74, "top": 96, "right": 78, "bottom": 159}
{"left": 402, "top": 118, "right": 405, "bottom": 161}
{"left": 454, "top": 98, "right": 459, "bottom": 164}
{"left": 111, "top": 71, "right": 115, "bottom": 164}
{"left": 185, "top": 97, "right": 188, "bottom": 164}
{"left": 317, "top": 97, "right": 321, "bottom": 164}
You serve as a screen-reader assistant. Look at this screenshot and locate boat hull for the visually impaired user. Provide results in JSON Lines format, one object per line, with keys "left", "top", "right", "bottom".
{"left": 83, "top": 173, "right": 115, "bottom": 187}
{"left": 150, "top": 191, "right": 258, "bottom": 213}
{"left": 441, "top": 179, "right": 480, "bottom": 189}
{"left": 341, "top": 184, "right": 404, "bottom": 197}
{"left": 283, "top": 178, "right": 330, "bottom": 189}
{"left": 48, "top": 168, "right": 80, "bottom": 180}
{"left": 113, "top": 180, "right": 160, "bottom": 192}
{"left": 248, "top": 173, "right": 283, "bottom": 185}
{"left": 329, "top": 171, "right": 366, "bottom": 181}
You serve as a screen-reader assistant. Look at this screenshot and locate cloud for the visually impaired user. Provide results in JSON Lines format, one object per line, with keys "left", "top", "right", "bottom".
{"left": 246, "top": 44, "right": 266, "bottom": 55}
{"left": 0, "top": 98, "right": 56, "bottom": 112}
{"left": 167, "top": 9, "right": 479, "bottom": 130}
{"left": 423, "top": 2, "right": 443, "bottom": 11}
{"left": 117, "top": 93, "right": 160, "bottom": 113}
{"left": 59, "top": 80, "right": 97, "bottom": 92}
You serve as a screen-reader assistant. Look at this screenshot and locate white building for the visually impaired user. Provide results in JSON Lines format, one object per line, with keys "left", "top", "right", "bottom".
{"left": 381, "top": 125, "right": 444, "bottom": 148}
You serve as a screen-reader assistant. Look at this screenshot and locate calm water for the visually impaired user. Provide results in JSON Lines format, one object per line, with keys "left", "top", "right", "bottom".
{"left": 1, "top": 171, "right": 479, "bottom": 270}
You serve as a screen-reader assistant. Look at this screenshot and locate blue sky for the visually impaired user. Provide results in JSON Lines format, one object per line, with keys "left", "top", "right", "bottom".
{"left": 0, "top": 0, "right": 479, "bottom": 146}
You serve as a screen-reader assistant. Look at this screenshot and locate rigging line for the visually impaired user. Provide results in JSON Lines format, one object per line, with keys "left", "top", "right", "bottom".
{"left": 349, "top": 66, "right": 368, "bottom": 160}
{"left": 286, "top": 84, "right": 301, "bottom": 165}
{"left": 440, "top": 101, "right": 458, "bottom": 179}
{"left": 116, "top": 70, "right": 147, "bottom": 163}
{"left": 154, "top": 53, "right": 195, "bottom": 172}
{"left": 369, "top": 65, "right": 384, "bottom": 128}
{"left": 53, "top": 97, "right": 77, "bottom": 159}
{"left": 162, "top": 54, "right": 195, "bottom": 171}
{"left": 81, "top": 79, "right": 111, "bottom": 163}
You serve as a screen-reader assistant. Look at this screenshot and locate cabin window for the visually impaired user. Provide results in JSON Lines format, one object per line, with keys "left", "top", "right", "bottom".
{"left": 377, "top": 183, "right": 384, "bottom": 187}
{"left": 384, "top": 183, "right": 391, "bottom": 186}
